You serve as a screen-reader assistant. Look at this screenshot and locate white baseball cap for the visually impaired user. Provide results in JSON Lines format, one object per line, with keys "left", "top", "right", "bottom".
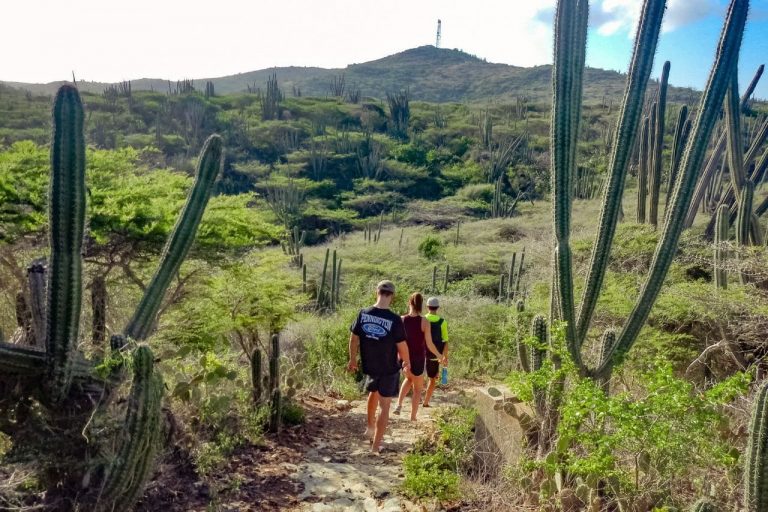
{"left": 426, "top": 297, "right": 440, "bottom": 308}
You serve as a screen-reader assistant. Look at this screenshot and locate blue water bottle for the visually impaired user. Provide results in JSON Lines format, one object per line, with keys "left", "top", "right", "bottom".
{"left": 440, "top": 366, "right": 448, "bottom": 386}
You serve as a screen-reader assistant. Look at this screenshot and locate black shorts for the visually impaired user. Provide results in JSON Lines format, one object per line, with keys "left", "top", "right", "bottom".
{"left": 426, "top": 358, "right": 440, "bottom": 379}
{"left": 409, "top": 357, "right": 425, "bottom": 377}
{"left": 364, "top": 372, "right": 401, "bottom": 398}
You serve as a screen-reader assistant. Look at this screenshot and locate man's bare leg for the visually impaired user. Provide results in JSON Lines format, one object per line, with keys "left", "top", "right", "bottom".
{"left": 423, "top": 377, "right": 437, "bottom": 407}
{"left": 410, "top": 378, "right": 424, "bottom": 421}
{"left": 366, "top": 391, "right": 379, "bottom": 439}
{"left": 372, "top": 397, "right": 392, "bottom": 452}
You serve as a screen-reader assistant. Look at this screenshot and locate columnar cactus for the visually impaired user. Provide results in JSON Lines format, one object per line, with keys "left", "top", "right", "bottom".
{"left": 269, "top": 333, "right": 280, "bottom": 393}
{"left": 515, "top": 300, "right": 530, "bottom": 372}
{"left": 251, "top": 348, "right": 263, "bottom": 403}
{"left": 637, "top": 116, "right": 650, "bottom": 224}
{"left": 714, "top": 205, "right": 730, "bottom": 289}
{"left": 269, "top": 388, "right": 283, "bottom": 434}
{"left": 597, "top": 329, "right": 617, "bottom": 393}
{"left": 45, "top": 84, "right": 86, "bottom": 403}
{"left": 745, "top": 380, "right": 768, "bottom": 512}
{"left": 125, "top": 134, "right": 223, "bottom": 341}
{"left": 685, "top": 64, "right": 765, "bottom": 228}
{"left": 574, "top": 0, "right": 749, "bottom": 380}
{"left": 0, "top": 84, "right": 225, "bottom": 508}
{"left": 737, "top": 180, "right": 755, "bottom": 247}
{"left": 665, "top": 105, "right": 691, "bottom": 214}
{"left": 529, "top": 315, "right": 550, "bottom": 425}
{"left": 649, "top": 61, "right": 670, "bottom": 229}
{"left": 99, "top": 346, "right": 163, "bottom": 510}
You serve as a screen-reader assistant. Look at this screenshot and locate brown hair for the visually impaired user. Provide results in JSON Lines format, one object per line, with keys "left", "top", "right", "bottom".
{"left": 409, "top": 292, "right": 423, "bottom": 313}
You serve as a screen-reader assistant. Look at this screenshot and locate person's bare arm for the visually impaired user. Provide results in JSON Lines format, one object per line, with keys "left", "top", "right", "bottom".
{"left": 423, "top": 317, "right": 446, "bottom": 363}
{"left": 443, "top": 342, "right": 449, "bottom": 366}
{"left": 396, "top": 341, "right": 411, "bottom": 372}
{"left": 347, "top": 333, "right": 360, "bottom": 372}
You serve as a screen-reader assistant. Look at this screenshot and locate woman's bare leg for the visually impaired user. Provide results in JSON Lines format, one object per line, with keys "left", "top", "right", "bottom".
{"left": 397, "top": 376, "right": 413, "bottom": 410}
{"left": 423, "top": 377, "right": 437, "bottom": 407}
{"left": 410, "top": 377, "right": 424, "bottom": 421}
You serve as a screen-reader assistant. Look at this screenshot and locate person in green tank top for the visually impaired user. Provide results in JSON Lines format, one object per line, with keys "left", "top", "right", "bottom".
{"left": 423, "top": 297, "right": 448, "bottom": 408}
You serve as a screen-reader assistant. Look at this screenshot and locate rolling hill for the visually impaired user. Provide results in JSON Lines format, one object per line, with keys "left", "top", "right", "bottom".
{"left": 1, "top": 45, "right": 698, "bottom": 103}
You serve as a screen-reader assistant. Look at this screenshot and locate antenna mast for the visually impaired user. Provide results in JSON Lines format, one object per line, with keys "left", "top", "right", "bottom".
{"left": 436, "top": 19, "right": 442, "bottom": 48}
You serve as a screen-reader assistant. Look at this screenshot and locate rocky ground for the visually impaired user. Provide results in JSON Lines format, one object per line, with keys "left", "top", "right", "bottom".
{"left": 138, "top": 389, "right": 462, "bottom": 512}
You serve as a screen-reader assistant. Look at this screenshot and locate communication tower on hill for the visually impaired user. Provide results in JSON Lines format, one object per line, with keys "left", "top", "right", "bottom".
{"left": 436, "top": 19, "right": 442, "bottom": 48}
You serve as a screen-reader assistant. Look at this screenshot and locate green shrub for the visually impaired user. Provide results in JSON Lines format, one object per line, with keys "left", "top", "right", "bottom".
{"left": 402, "top": 407, "right": 476, "bottom": 501}
{"left": 281, "top": 399, "right": 306, "bottom": 425}
{"left": 418, "top": 235, "right": 444, "bottom": 260}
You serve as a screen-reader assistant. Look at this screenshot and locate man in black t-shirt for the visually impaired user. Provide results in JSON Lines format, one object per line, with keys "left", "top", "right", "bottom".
{"left": 347, "top": 280, "right": 410, "bottom": 453}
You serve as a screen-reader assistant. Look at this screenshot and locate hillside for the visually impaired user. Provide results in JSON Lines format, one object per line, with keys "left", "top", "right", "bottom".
{"left": 1, "top": 45, "right": 699, "bottom": 103}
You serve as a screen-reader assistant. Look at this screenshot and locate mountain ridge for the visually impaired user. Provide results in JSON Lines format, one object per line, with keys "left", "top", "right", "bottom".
{"left": 1, "top": 45, "right": 699, "bottom": 103}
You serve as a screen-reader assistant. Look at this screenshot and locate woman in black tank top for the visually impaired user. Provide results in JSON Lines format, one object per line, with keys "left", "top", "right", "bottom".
{"left": 394, "top": 293, "right": 446, "bottom": 421}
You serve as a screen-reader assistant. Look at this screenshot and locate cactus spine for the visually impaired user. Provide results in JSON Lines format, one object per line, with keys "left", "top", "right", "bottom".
{"left": 45, "top": 84, "right": 86, "bottom": 403}
{"left": 125, "top": 134, "right": 223, "bottom": 341}
{"left": 745, "top": 380, "right": 768, "bottom": 512}
{"left": 649, "top": 61, "right": 670, "bottom": 229}
{"left": 714, "top": 205, "right": 730, "bottom": 289}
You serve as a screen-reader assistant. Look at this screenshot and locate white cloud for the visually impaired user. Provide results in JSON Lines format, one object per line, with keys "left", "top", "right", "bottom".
{"left": 585, "top": 0, "right": 721, "bottom": 37}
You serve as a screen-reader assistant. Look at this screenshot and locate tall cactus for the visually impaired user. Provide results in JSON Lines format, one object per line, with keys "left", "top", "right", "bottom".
{"left": 714, "top": 205, "right": 730, "bottom": 289}
{"left": 596, "top": 329, "right": 617, "bottom": 393}
{"left": 530, "top": 315, "right": 548, "bottom": 419}
{"left": 251, "top": 348, "right": 264, "bottom": 403}
{"left": 584, "top": 0, "right": 749, "bottom": 380}
{"left": 737, "top": 181, "right": 755, "bottom": 247}
{"left": 637, "top": 116, "right": 650, "bottom": 223}
{"left": 269, "top": 333, "right": 280, "bottom": 393}
{"left": 571, "top": 0, "right": 667, "bottom": 362}
{"left": 0, "top": 84, "right": 225, "bottom": 509}
{"left": 125, "top": 134, "right": 223, "bottom": 341}
{"left": 649, "top": 61, "right": 670, "bottom": 229}
{"left": 745, "top": 380, "right": 768, "bottom": 512}
{"left": 45, "top": 84, "right": 86, "bottom": 403}
{"left": 665, "top": 105, "right": 691, "bottom": 215}
{"left": 685, "top": 64, "right": 765, "bottom": 227}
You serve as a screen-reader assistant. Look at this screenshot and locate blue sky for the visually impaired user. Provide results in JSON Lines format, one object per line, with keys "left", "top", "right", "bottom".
{"left": 1, "top": 0, "right": 766, "bottom": 98}
{"left": 584, "top": 1, "right": 768, "bottom": 99}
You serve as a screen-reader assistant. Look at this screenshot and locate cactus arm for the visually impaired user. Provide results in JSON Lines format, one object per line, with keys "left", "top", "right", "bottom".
{"left": 550, "top": 0, "right": 588, "bottom": 360}
{"left": 45, "top": 85, "right": 86, "bottom": 403}
{"left": 665, "top": 105, "right": 690, "bottom": 214}
{"left": 99, "top": 346, "right": 163, "bottom": 510}
{"left": 125, "top": 134, "right": 223, "bottom": 340}
{"left": 714, "top": 204, "right": 730, "bottom": 289}
{"left": 574, "top": 0, "right": 667, "bottom": 348}
{"left": 725, "top": 74, "right": 747, "bottom": 197}
{"left": 745, "top": 380, "right": 768, "bottom": 511}
{"left": 649, "top": 62, "right": 670, "bottom": 228}
{"left": 638, "top": 116, "right": 650, "bottom": 223}
{"left": 593, "top": 0, "right": 750, "bottom": 380}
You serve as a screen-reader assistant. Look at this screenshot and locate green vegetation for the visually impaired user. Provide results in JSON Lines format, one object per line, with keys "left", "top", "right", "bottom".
{"left": 1, "top": 3, "right": 767, "bottom": 510}
{"left": 403, "top": 407, "right": 476, "bottom": 501}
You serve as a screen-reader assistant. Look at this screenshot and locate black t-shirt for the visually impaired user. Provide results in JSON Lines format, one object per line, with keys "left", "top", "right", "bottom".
{"left": 350, "top": 306, "right": 406, "bottom": 375}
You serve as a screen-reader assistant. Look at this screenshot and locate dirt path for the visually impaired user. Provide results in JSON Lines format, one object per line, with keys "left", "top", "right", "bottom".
{"left": 290, "top": 391, "right": 459, "bottom": 512}
{"left": 137, "top": 389, "right": 460, "bottom": 511}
